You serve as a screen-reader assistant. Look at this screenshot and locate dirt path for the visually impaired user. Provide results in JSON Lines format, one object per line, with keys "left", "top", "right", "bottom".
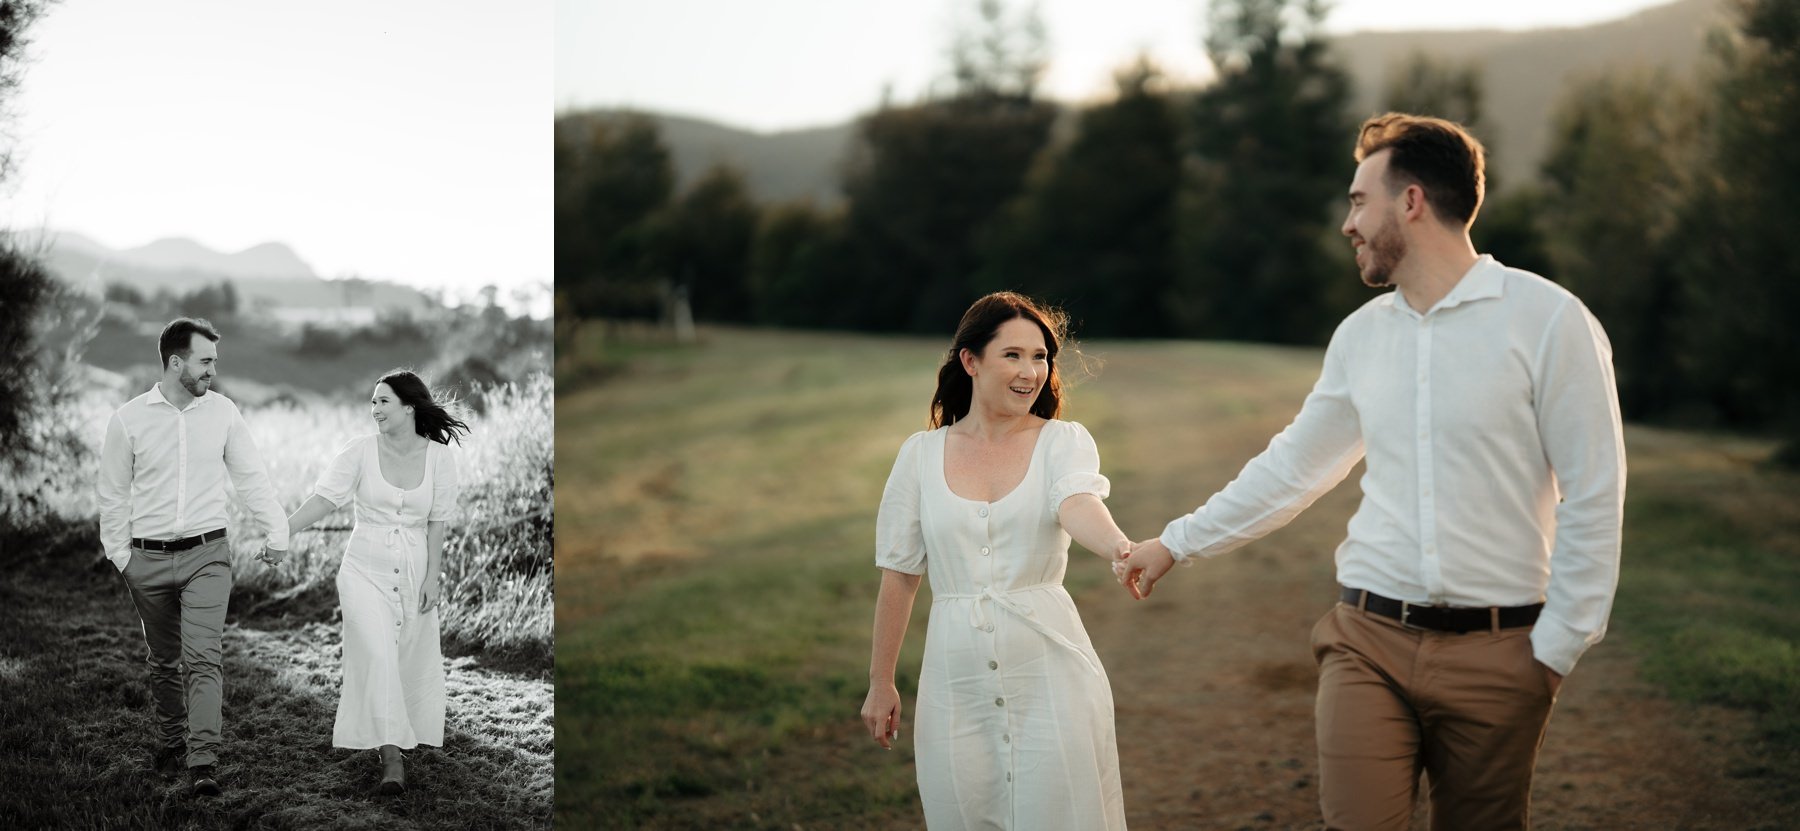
{"left": 0, "top": 547, "right": 553, "bottom": 830}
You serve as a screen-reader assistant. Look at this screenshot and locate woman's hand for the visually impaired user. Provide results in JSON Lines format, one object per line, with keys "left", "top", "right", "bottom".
{"left": 420, "top": 577, "right": 442, "bottom": 614}
{"left": 1110, "top": 539, "right": 1144, "bottom": 600}
{"left": 861, "top": 683, "right": 903, "bottom": 750}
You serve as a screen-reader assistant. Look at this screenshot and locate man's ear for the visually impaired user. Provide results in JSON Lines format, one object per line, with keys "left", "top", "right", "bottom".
{"left": 1402, "top": 184, "right": 1429, "bottom": 222}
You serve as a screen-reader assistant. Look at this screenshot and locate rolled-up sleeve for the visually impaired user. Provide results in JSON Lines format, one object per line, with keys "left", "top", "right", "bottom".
{"left": 874, "top": 431, "right": 929, "bottom": 575}
{"left": 96, "top": 411, "right": 135, "bottom": 571}
{"left": 1047, "top": 421, "right": 1110, "bottom": 518}
{"left": 1529, "top": 299, "right": 1627, "bottom": 675}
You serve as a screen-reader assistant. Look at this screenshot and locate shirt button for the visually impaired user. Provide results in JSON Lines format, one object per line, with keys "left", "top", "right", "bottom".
{"left": 983, "top": 623, "right": 994, "bottom": 632}
{"left": 394, "top": 568, "right": 400, "bottom": 574}
{"left": 988, "top": 660, "right": 998, "bottom": 670}
{"left": 994, "top": 698, "right": 1004, "bottom": 707}
{"left": 1002, "top": 734, "right": 1010, "bottom": 743}
{"left": 980, "top": 546, "right": 990, "bottom": 556}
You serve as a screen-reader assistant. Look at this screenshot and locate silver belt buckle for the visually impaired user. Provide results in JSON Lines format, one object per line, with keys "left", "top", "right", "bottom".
{"left": 1400, "top": 600, "right": 1418, "bottom": 628}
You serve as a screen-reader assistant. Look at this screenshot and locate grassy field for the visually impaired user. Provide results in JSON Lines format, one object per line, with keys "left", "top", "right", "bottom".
{"left": 555, "top": 325, "right": 1800, "bottom": 828}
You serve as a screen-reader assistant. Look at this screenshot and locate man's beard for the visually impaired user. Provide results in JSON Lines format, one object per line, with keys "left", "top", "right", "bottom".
{"left": 1360, "top": 220, "right": 1407, "bottom": 288}
{"left": 179, "top": 368, "right": 211, "bottom": 396}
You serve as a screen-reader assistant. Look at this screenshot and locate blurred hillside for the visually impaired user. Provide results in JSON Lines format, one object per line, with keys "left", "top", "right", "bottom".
{"left": 562, "top": 0, "right": 1725, "bottom": 201}
{"left": 43, "top": 231, "right": 437, "bottom": 328}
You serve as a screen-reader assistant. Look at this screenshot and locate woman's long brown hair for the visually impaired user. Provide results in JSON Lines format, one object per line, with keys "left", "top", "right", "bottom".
{"left": 928, "top": 292, "right": 1070, "bottom": 428}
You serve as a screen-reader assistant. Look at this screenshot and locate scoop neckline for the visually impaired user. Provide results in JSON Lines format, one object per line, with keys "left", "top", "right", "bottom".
{"left": 938, "top": 421, "right": 1051, "bottom": 505}
{"left": 372, "top": 435, "right": 430, "bottom": 492}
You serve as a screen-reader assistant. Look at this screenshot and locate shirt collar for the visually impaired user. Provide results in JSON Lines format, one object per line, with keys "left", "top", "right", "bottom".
{"left": 1377, "top": 254, "right": 1505, "bottom": 316}
{"left": 147, "top": 382, "right": 211, "bottom": 412}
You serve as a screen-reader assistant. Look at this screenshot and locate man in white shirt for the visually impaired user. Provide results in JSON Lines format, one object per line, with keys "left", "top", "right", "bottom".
{"left": 1117, "top": 113, "right": 1626, "bottom": 828}
{"left": 95, "top": 318, "right": 290, "bottom": 797}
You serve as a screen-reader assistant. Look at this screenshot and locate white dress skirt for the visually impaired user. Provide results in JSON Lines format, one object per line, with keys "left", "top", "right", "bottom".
{"left": 876, "top": 419, "right": 1127, "bottom": 830}
{"left": 309, "top": 434, "right": 460, "bottom": 750}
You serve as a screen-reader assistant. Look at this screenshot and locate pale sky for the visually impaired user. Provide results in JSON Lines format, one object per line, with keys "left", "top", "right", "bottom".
{"left": 559, "top": 0, "right": 1679, "bottom": 132}
{"left": 5, "top": 0, "right": 551, "bottom": 305}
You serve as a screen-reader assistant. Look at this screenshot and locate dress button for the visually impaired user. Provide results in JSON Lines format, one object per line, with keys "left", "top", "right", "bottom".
{"left": 980, "top": 546, "right": 990, "bottom": 556}
{"left": 988, "top": 660, "right": 998, "bottom": 670}
{"left": 994, "top": 698, "right": 1004, "bottom": 707}
{"left": 978, "top": 508, "right": 988, "bottom": 518}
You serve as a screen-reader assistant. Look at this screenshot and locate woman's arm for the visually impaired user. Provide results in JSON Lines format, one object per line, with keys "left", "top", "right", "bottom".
{"left": 422, "top": 520, "right": 446, "bottom": 613}
{"left": 861, "top": 567, "right": 923, "bottom": 750}
{"left": 286, "top": 494, "right": 338, "bottom": 536}
{"left": 1058, "top": 493, "right": 1132, "bottom": 562}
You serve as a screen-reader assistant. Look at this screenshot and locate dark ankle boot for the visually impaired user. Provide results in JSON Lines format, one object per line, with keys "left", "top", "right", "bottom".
{"left": 378, "top": 745, "right": 405, "bottom": 795}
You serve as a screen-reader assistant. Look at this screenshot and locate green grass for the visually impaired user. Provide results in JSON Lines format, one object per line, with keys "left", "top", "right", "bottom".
{"left": 557, "top": 324, "right": 1800, "bottom": 827}
{"left": 0, "top": 512, "right": 551, "bottom": 830}
{"left": 1609, "top": 428, "right": 1800, "bottom": 798}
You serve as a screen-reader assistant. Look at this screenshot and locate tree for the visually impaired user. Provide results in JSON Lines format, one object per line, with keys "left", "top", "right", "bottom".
{"left": 748, "top": 202, "right": 850, "bottom": 328}
{"left": 983, "top": 56, "right": 1183, "bottom": 337}
{"left": 653, "top": 165, "right": 759, "bottom": 324}
{"left": 836, "top": 0, "right": 1057, "bottom": 332}
{"left": 1672, "top": 0, "right": 1800, "bottom": 461}
{"left": 1170, "top": 0, "right": 1356, "bottom": 345}
{"left": 1537, "top": 70, "right": 1699, "bottom": 420}
{"left": 554, "top": 114, "right": 675, "bottom": 320}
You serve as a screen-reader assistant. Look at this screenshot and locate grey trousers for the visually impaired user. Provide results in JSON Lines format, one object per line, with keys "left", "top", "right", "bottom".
{"left": 121, "top": 537, "right": 232, "bottom": 768}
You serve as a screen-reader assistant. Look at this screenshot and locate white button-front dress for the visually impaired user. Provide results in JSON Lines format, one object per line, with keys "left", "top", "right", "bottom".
{"left": 876, "top": 419, "right": 1127, "bottom": 830}
{"left": 309, "top": 434, "right": 460, "bottom": 749}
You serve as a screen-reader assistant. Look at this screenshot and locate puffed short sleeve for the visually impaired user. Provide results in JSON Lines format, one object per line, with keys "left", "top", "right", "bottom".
{"left": 874, "top": 431, "right": 929, "bottom": 575}
{"left": 311, "top": 436, "right": 365, "bottom": 508}
{"left": 428, "top": 443, "right": 462, "bottom": 522}
{"left": 1047, "top": 420, "right": 1110, "bottom": 518}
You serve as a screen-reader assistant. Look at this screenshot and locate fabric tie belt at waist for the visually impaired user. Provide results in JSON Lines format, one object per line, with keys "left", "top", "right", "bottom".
{"left": 935, "top": 582, "right": 1101, "bottom": 677}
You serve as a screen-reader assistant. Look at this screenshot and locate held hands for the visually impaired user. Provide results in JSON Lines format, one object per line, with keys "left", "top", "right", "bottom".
{"left": 1108, "top": 539, "right": 1144, "bottom": 600}
{"left": 1115, "top": 537, "right": 1176, "bottom": 600}
{"left": 256, "top": 546, "right": 286, "bottom": 567}
{"left": 861, "top": 682, "right": 903, "bottom": 750}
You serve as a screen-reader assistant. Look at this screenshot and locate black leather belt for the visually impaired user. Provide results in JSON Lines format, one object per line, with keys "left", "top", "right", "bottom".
{"left": 1341, "top": 586, "right": 1542, "bottom": 633}
{"left": 131, "top": 528, "right": 227, "bottom": 552}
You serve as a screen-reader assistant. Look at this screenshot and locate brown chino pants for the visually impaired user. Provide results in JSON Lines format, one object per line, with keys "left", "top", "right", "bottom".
{"left": 121, "top": 537, "right": 233, "bottom": 768}
{"left": 1311, "top": 601, "right": 1558, "bottom": 831}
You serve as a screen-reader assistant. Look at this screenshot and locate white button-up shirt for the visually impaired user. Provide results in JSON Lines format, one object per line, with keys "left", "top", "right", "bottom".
{"left": 1160, "top": 256, "right": 1626, "bottom": 674}
{"left": 96, "top": 383, "right": 291, "bottom": 571}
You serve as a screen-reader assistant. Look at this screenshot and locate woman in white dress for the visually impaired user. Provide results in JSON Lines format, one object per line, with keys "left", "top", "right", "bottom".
{"left": 861, "top": 292, "right": 1136, "bottom": 830}
{"left": 284, "top": 369, "right": 466, "bottom": 794}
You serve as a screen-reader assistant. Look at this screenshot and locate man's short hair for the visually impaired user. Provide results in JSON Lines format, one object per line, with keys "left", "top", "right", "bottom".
{"left": 1354, "top": 112, "right": 1486, "bottom": 229}
{"left": 158, "top": 318, "right": 220, "bottom": 369}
